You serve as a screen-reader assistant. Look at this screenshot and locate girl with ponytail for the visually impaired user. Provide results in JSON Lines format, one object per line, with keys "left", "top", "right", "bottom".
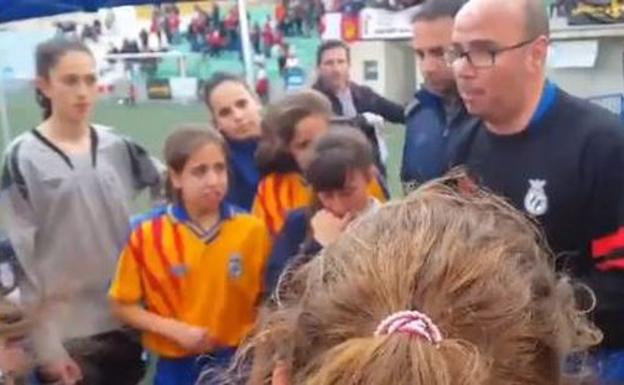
{"left": 236, "top": 176, "right": 602, "bottom": 385}
{"left": 1, "top": 37, "right": 162, "bottom": 385}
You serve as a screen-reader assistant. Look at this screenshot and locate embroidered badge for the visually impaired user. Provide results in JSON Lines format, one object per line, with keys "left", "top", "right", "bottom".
{"left": 228, "top": 253, "right": 243, "bottom": 279}
{"left": 170, "top": 264, "right": 188, "bottom": 278}
{"left": 524, "top": 179, "right": 549, "bottom": 217}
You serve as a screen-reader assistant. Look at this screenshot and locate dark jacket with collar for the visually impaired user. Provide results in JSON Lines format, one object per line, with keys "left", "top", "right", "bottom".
{"left": 312, "top": 79, "right": 405, "bottom": 176}
{"left": 401, "top": 88, "right": 478, "bottom": 193}
{"left": 312, "top": 79, "right": 405, "bottom": 124}
{"left": 264, "top": 208, "right": 322, "bottom": 297}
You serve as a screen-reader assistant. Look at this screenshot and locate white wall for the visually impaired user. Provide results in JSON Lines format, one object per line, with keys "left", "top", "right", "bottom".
{"left": 350, "top": 40, "right": 416, "bottom": 106}
{"left": 548, "top": 37, "right": 624, "bottom": 98}
{"left": 350, "top": 33, "right": 624, "bottom": 105}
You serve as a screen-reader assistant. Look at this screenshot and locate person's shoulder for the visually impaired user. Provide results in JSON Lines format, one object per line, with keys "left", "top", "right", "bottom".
{"left": 554, "top": 90, "right": 624, "bottom": 151}
{"left": 283, "top": 207, "right": 308, "bottom": 229}
{"left": 259, "top": 171, "right": 301, "bottom": 184}
{"left": 3, "top": 131, "right": 35, "bottom": 158}
{"left": 227, "top": 203, "right": 267, "bottom": 230}
{"left": 1, "top": 131, "right": 44, "bottom": 174}
{"left": 130, "top": 205, "right": 168, "bottom": 231}
{"left": 91, "top": 123, "right": 127, "bottom": 147}
{"left": 350, "top": 81, "right": 376, "bottom": 97}
{"left": 406, "top": 89, "right": 446, "bottom": 117}
{"left": 556, "top": 90, "right": 623, "bottom": 134}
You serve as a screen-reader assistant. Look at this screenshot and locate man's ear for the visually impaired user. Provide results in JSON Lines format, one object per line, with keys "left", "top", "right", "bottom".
{"left": 530, "top": 35, "right": 549, "bottom": 72}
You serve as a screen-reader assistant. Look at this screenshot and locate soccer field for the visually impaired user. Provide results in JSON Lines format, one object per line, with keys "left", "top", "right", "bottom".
{"left": 0, "top": 87, "right": 406, "bottom": 200}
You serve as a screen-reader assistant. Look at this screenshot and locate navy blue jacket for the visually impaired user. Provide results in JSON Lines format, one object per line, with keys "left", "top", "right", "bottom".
{"left": 226, "top": 138, "right": 260, "bottom": 211}
{"left": 264, "top": 208, "right": 322, "bottom": 296}
{"left": 401, "top": 88, "right": 477, "bottom": 191}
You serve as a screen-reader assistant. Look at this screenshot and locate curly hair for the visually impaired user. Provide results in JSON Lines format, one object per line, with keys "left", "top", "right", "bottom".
{"left": 233, "top": 175, "right": 601, "bottom": 385}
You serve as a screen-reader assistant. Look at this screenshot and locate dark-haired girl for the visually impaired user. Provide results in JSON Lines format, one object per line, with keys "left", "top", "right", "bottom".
{"left": 203, "top": 72, "right": 263, "bottom": 211}
{"left": 1, "top": 37, "right": 161, "bottom": 385}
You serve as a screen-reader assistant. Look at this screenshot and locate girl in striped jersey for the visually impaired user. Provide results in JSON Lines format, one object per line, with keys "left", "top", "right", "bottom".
{"left": 109, "top": 126, "right": 271, "bottom": 385}
{"left": 252, "top": 91, "right": 388, "bottom": 236}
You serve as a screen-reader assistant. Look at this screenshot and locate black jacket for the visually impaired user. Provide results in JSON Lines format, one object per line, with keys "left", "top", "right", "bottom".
{"left": 313, "top": 80, "right": 405, "bottom": 175}
{"left": 312, "top": 80, "right": 405, "bottom": 124}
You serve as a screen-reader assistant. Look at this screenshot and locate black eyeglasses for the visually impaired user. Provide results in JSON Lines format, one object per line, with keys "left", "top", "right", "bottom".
{"left": 444, "top": 38, "right": 537, "bottom": 68}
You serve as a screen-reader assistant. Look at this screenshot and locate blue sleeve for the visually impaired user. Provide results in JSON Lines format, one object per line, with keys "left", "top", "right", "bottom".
{"left": 264, "top": 210, "right": 308, "bottom": 297}
{"left": 130, "top": 204, "right": 167, "bottom": 230}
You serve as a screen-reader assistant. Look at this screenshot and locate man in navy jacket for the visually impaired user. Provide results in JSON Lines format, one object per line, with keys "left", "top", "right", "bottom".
{"left": 401, "top": 0, "right": 477, "bottom": 193}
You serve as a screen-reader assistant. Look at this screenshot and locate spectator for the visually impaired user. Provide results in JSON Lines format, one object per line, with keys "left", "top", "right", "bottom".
{"left": 208, "top": 28, "right": 223, "bottom": 57}
{"left": 212, "top": 3, "right": 221, "bottom": 27}
{"left": 255, "top": 61, "right": 270, "bottom": 104}
{"left": 277, "top": 43, "right": 289, "bottom": 76}
{"left": 167, "top": 8, "right": 180, "bottom": 44}
{"left": 275, "top": 1, "right": 287, "bottom": 35}
{"left": 139, "top": 29, "right": 149, "bottom": 51}
{"left": 262, "top": 17, "right": 275, "bottom": 58}
{"left": 447, "top": 0, "right": 624, "bottom": 381}
{"left": 312, "top": 39, "right": 405, "bottom": 174}
{"left": 251, "top": 22, "right": 262, "bottom": 54}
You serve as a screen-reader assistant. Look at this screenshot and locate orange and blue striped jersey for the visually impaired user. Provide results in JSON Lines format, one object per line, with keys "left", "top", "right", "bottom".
{"left": 252, "top": 171, "right": 389, "bottom": 235}
{"left": 108, "top": 203, "right": 271, "bottom": 358}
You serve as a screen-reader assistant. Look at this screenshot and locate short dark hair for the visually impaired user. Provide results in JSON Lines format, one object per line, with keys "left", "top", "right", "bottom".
{"left": 411, "top": 0, "right": 466, "bottom": 23}
{"left": 525, "top": 0, "right": 550, "bottom": 38}
{"left": 305, "top": 128, "right": 374, "bottom": 192}
{"left": 202, "top": 72, "right": 253, "bottom": 113}
{"left": 316, "top": 39, "right": 350, "bottom": 66}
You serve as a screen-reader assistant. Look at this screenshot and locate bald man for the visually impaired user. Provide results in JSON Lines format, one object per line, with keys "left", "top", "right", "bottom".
{"left": 448, "top": 0, "right": 624, "bottom": 379}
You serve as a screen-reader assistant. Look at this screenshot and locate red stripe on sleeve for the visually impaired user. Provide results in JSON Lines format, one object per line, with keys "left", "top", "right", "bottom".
{"left": 258, "top": 179, "right": 277, "bottom": 234}
{"left": 130, "top": 226, "right": 177, "bottom": 316}
{"left": 152, "top": 217, "right": 182, "bottom": 298}
{"left": 597, "top": 258, "right": 624, "bottom": 272}
{"left": 273, "top": 174, "right": 285, "bottom": 221}
{"left": 172, "top": 223, "right": 186, "bottom": 267}
{"left": 592, "top": 227, "right": 624, "bottom": 258}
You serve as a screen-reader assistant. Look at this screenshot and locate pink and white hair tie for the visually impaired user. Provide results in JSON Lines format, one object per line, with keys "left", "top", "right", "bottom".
{"left": 374, "top": 310, "right": 443, "bottom": 344}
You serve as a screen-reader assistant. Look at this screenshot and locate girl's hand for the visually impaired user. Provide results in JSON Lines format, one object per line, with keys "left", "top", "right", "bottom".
{"left": 170, "top": 323, "right": 217, "bottom": 354}
{"left": 311, "top": 210, "right": 352, "bottom": 247}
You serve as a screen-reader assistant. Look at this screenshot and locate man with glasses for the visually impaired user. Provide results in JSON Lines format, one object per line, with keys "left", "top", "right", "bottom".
{"left": 401, "top": 0, "right": 477, "bottom": 193}
{"left": 448, "top": 0, "right": 624, "bottom": 380}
